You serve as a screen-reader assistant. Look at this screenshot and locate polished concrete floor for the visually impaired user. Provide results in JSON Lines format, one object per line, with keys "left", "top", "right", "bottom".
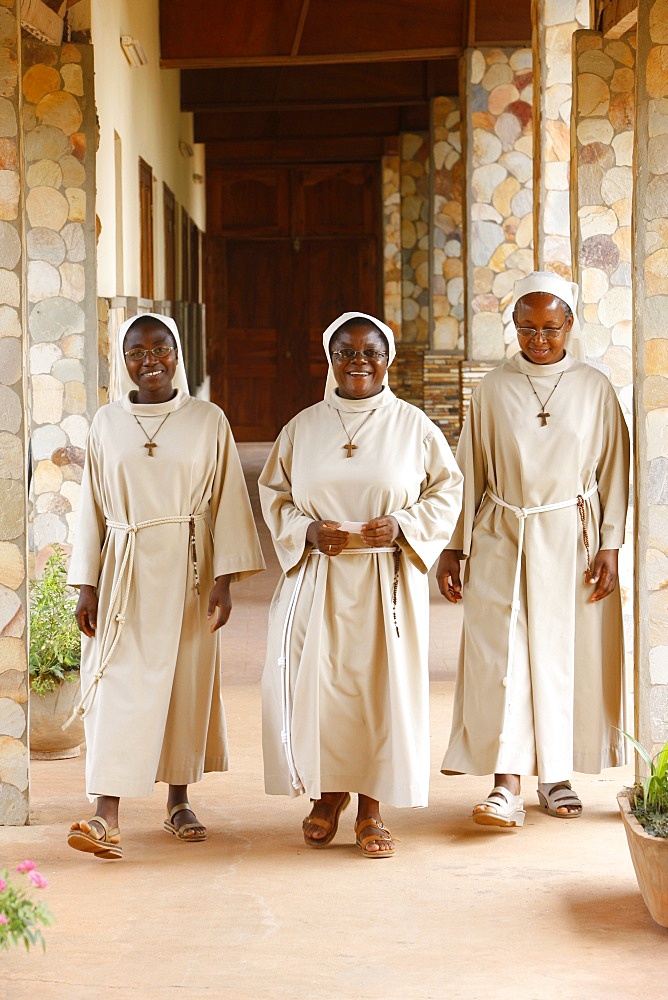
{"left": 1, "top": 444, "right": 665, "bottom": 1000}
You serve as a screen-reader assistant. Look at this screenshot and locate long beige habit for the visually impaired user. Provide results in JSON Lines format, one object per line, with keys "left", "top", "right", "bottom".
{"left": 260, "top": 315, "right": 463, "bottom": 807}
{"left": 442, "top": 349, "right": 630, "bottom": 781}
{"left": 69, "top": 318, "right": 264, "bottom": 799}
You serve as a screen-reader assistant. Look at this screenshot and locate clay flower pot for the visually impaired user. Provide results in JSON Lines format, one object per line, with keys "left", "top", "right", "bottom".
{"left": 617, "top": 790, "right": 668, "bottom": 928}
{"left": 30, "top": 678, "right": 84, "bottom": 760}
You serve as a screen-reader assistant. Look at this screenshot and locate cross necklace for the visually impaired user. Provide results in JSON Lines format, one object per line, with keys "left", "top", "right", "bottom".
{"left": 133, "top": 412, "right": 171, "bottom": 456}
{"left": 336, "top": 409, "right": 374, "bottom": 457}
{"left": 525, "top": 372, "right": 564, "bottom": 426}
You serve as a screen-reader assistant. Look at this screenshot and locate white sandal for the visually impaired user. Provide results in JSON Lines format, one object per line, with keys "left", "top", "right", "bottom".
{"left": 537, "top": 781, "right": 582, "bottom": 819}
{"left": 472, "top": 785, "right": 525, "bottom": 828}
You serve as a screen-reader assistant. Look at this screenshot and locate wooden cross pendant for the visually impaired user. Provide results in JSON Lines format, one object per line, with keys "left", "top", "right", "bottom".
{"left": 144, "top": 442, "right": 157, "bottom": 456}
{"left": 343, "top": 442, "right": 357, "bottom": 458}
{"left": 537, "top": 410, "right": 550, "bottom": 427}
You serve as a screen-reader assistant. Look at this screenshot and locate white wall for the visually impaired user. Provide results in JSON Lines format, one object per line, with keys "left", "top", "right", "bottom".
{"left": 92, "top": 0, "right": 205, "bottom": 299}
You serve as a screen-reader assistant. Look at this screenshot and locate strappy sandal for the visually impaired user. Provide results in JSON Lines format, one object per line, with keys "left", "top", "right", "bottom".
{"left": 472, "top": 786, "right": 525, "bottom": 828}
{"left": 163, "top": 802, "right": 208, "bottom": 842}
{"left": 67, "top": 816, "right": 123, "bottom": 860}
{"left": 302, "top": 792, "right": 351, "bottom": 848}
{"left": 537, "top": 781, "right": 583, "bottom": 818}
{"left": 355, "top": 817, "right": 395, "bottom": 858}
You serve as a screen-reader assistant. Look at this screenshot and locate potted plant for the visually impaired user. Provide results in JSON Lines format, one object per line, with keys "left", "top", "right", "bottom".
{"left": 617, "top": 731, "right": 668, "bottom": 928}
{"left": 29, "top": 545, "right": 84, "bottom": 759}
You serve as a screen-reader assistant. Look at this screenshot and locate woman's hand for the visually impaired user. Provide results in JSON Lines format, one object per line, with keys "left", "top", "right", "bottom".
{"left": 306, "top": 520, "right": 349, "bottom": 556}
{"left": 208, "top": 574, "right": 232, "bottom": 632}
{"left": 361, "top": 515, "right": 399, "bottom": 547}
{"left": 75, "top": 585, "right": 98, "bottom": 637}
{"left": 588, "top": 549, "right": 619, "bottom": 602}
{"left": 436, "top": 550, "right": 465, "bottom": 603}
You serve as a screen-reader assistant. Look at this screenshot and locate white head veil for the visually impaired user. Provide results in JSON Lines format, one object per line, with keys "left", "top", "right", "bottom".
{"left": 321, "top": 311, "right": 396, "bottom": 398}
{"left": 510, "top": 271, "right": 585, "bottom": 361}
{"left": 111, "top": 312, "right": 189, "bottom": 401}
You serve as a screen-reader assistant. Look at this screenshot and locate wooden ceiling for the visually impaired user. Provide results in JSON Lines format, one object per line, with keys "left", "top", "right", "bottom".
{"left": 159, "top": 0, "right": 533, "bottom": 164}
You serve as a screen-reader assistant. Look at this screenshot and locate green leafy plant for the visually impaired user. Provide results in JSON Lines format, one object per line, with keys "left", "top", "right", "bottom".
{"left": 29, "top": 545, "right": 80, "bottom": 696}
{"left": 0, "top": 861, "right": 53, "bottom": 951}
{"left": 622, "top": 730, "right": 668, "bottom": 839}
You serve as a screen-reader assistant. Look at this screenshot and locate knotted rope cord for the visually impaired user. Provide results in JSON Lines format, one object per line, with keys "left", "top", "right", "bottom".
{"left": 485, "top": 483, "right": 598, "bottom": 746}
{"left": 278, "top": 544, "right": 399, "bottom": 792}
{"left": 63, "top": 513, "right": 206, "bottom": 730}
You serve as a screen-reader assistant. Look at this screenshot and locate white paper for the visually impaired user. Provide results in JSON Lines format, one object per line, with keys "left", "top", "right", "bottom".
{"left": 338, "top": 520, "right": 364, "bottom": 534}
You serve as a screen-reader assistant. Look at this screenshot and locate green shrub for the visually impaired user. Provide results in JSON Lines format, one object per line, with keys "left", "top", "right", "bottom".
{"left": 623, "top": 730, "right": 668, "bottom": 839}
{"left": 29, "top": 545, "right": 80, "bottom": 696}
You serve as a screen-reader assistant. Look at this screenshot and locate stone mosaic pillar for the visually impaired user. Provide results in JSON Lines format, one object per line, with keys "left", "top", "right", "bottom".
{"left": 465, "top": 47, "right": 534, "bottom": 361}
{"left": 382, "top": 151, "right": 401, "bottom": 341}
{"left": 572, "top": 28, "right": 634, "bottom": 416}
{"left": 22, "top": 39, "right": 97, "bottom": 571}
{"left": 634, "top": 0, "right": 668, "bottom": 756}
{"left": 0, "top": 1, "right": 28, "bottom": 825}
{"left": 391, "top": 131, "right": 429, "bottom": 407}
{"left": 431, "top": 96, "right": 463, "bottom": 352}
{"left": 532, "top": 0, "right": 590, "bottom": 277}
{"left": 424, "top": 96, "right": 464, "bottom": 443}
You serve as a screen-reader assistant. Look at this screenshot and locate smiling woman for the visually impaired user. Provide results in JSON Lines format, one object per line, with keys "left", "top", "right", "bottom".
{"left": 65, "top": 312, "right": 265, "bottom": 860}
{"left": 259, "top": 311, "right": 463, "bottom": 858}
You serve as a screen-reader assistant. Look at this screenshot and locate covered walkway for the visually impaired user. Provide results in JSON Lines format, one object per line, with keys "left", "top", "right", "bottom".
{"left": 1, "top": 446, "right": 660, "bottom": 1000}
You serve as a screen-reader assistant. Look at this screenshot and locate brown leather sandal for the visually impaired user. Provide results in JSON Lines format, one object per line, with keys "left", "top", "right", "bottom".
{"left": 355, "top": 817, "right": 395, "bottom": 858}
{"left": 67, "top": 816, "right": 123, "bottom": 860}
{"left": 302, "top": 792, "right": 351, "bottom": 848}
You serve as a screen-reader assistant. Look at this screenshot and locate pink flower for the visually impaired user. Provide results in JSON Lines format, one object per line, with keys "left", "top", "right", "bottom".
{"left": 27, "top": 870, "right": 48, "bottom": 890}
{"left": 15, "top": 860, "right": 36, "bottom": 873}
{"left": 0, "top": 914, "right": 7, "bottom": 925}
{"left": 0, "top": 878, "right": 6, "bottom": 892}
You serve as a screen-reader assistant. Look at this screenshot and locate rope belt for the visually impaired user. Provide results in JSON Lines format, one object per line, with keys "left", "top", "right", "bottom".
{"left": 485, "top": 483, "right": 597, "bottom": 724}
{"left": 279, "top": 545, "right": 398, "bottom": 793}
{"left": 63, "top": 512, "right": 206, "bottom": 730}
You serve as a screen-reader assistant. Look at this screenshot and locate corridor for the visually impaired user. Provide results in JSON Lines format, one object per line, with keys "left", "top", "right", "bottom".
{"left": 1, "top": 445, "right": 662, "bottom": 1000}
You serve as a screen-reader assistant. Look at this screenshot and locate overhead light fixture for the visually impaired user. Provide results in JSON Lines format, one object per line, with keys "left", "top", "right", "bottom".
{"left": 21, "top": 0, "right": 64, "bottom": 45}
{"left": 121, "top": 35, "right": 148, "bottom": 68}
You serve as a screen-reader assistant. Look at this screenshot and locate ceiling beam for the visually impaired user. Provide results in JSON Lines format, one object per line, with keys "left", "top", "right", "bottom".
{"left": 206, "top": 136, "right": 387, "bottom": 166}
{"left": 161, "top": 46, "right": 462, "bottom": 70}
{"left": 599, "top": 0, "right": 638, "bottom": 37}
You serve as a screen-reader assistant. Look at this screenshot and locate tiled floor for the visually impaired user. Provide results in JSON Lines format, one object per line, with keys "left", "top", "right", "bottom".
{"left": 1, "top": 444, "right": 664, "bottom": 1000}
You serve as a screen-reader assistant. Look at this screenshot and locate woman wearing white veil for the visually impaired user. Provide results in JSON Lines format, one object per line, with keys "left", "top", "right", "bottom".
{"left": 259, "top": 311, "right": 462, "bottom": 857}
{"left": 438, "top": 272, "right": 630, "bottom": 827}
{"left": 67, "top": 313, "right": 264, "bottom": 859}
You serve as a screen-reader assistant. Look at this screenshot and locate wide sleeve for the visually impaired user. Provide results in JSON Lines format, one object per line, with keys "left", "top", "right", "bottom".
{"left": 446, "top": 392, "right": 487, "bottom": 556}
{"left": 210, "top": 411, "right": 265, "bottom": 581}
{"left": 391, "top": 424, "right": 463, "bottom": 574}
{"left": 596, "top": 386, "right": 630, "bottom": 550}
{"left": 67, "top": 417, "right": 106, "bottom": 588}
{"left": 258, "top": 425, "right": 313, "bottom": 574}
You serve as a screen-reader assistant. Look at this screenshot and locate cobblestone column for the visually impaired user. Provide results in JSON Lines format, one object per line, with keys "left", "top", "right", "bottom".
{"left": 382, "top": 151, "right": 401, "bottom": 341}
{"left": 23, "top": 39, "right": 97, "bottom": 573}
{"left": 634, "top": 0, "right": 668, "bottom": 756}
{"left": 572, "top": 28, "right": 635, "bottom": 412}
{"left": 532, "top": 0, "right": 590, "bottom": 277}
{"left": 0, "top": 0, "right": 28, "bottom": 826}
{"left": 464, "top": 47, "right": 534, "bottom": 362}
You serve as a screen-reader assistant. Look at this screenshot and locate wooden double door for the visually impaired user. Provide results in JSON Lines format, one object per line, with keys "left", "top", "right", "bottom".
{"left": 206, "top": 163, "right": 380, "bottom": 440}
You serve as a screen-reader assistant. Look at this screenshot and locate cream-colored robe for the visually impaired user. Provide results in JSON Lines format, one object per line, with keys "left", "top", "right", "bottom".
{"left": 68, "top": 390, "right": 265, "bottom": 798}
{"left": 260, "top": 386, "right": 463, "bottom": 807}
{"left": 442, "top": 352, "right": 630, "bottom": 781}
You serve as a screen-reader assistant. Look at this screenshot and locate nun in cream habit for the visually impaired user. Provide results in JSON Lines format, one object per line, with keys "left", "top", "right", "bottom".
{"left": 438, "top": 272, "right": 630, "bottom": 828}
{"left": 67, "top": 313, "right": 264, "bottom": 859}
{"left": 259, "top": 311, "right": 462, "bottom": 857}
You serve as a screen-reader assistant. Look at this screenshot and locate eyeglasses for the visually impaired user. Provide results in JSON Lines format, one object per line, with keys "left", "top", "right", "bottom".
{"left": 515, "top": 324, "right": 566, "bottom": 341}
{"left": 331, "top": 349, "right": 388, "bottom": 362}
{"left": 124, "top": 345, "right": 175, "bottom": 361}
